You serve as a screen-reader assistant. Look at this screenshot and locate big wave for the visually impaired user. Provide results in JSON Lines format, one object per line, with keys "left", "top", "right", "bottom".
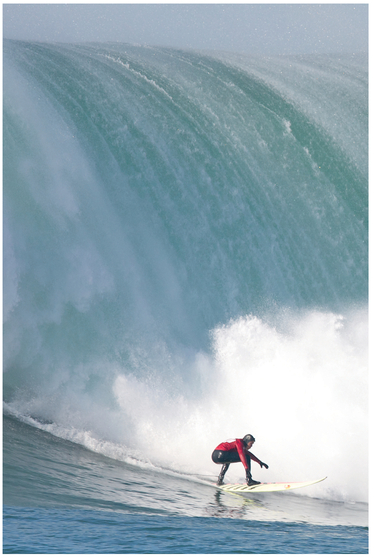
{"left": 3, "top": 41, "right": 368, "bottom": 503}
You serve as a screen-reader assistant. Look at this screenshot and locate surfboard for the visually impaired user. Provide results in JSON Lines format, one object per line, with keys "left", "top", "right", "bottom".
{"left": 218, "top": 476, "right": 327, "bottom": 493}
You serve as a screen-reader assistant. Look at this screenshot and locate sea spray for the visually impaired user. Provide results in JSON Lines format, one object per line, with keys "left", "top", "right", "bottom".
{"left": 4, "top": 307, "right": 367, "bottom": 503}
{"left": 109, "top": 308, "right": 367, "bottom": 501}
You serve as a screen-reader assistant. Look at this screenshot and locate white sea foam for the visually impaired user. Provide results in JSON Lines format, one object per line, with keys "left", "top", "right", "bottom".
{"left": 5, "top": 307, "right": 367, "bottom": 503}
{"left": 111, "top": 308, "right": 368, "bottom": 503}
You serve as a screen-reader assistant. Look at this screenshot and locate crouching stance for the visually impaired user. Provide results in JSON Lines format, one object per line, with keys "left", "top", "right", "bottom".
{"left": 212, "top": 434, "right": 269, "bottom": 486}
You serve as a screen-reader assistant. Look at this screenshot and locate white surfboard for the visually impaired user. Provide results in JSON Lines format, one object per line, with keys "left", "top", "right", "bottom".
{"left": 219, "top": 476, "right": 327, "bottom": 493}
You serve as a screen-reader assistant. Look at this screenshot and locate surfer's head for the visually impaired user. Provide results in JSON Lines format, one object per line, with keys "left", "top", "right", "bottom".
{"left": 242, "top": 434, "right": 255, "bottom": 447}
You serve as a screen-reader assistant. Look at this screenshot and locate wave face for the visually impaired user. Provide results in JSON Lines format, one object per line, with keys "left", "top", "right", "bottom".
{"left": 3, "top": 41, "right": 368, "bottom": 503}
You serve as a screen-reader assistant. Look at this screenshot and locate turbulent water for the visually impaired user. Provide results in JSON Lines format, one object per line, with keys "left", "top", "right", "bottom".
{"left": 3, "top": 40, "right": 368, "bottom": 553}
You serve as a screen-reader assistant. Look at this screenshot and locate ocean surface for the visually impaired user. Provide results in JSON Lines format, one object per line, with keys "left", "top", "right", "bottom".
{"left": 3, "top": 40, "right": 368, "bottom": 553}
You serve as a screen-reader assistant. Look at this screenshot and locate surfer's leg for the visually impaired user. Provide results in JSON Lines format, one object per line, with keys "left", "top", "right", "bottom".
{"left": 212, "top": 450, "right": 240, "bottom": 485}
{"left": 245, "top": 453, "right": 251, "bottom": 475}
{"left": 244, "top": 455, "right": 260, "bottom": 486}
{"left": 212, "top": 449, "right": 240, "bottom": 464}
{"left": 217, "top": 463, "right": 230, "bottom": 485}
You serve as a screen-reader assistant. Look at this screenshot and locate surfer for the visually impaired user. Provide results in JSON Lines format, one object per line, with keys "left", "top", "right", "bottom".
{"left": 211, "top": 434, "right": 269, "bottom": 486}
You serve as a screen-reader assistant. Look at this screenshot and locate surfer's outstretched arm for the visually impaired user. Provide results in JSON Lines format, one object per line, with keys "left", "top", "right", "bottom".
{"left": 247, "top": 451, "right": 269, "bottom": 469}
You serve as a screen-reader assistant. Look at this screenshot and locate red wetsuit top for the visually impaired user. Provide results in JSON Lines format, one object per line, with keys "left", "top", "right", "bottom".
{"left": 215, "top": 438, "right": 262, "bottom": 471}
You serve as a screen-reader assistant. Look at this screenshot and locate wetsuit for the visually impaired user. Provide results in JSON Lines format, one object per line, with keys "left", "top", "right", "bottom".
{"left": 211, "top": 438, "right": 262, "bottom": 482}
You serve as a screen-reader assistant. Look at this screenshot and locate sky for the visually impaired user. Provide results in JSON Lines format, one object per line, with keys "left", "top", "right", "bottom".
{"left": 2, "top": 3, "right": 368, "bottom": 56}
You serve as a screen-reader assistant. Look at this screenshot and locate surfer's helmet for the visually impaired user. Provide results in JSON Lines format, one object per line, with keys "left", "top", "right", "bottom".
{"left": 243, "top": 434, "right": 255, "bottom": 446}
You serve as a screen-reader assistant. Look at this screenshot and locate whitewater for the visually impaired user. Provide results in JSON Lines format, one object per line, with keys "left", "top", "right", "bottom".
{"left": 3, "top": 40, "right": 368, "bottom": 553}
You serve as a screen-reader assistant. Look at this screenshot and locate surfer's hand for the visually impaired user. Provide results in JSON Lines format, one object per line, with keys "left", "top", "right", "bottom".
{"left": 260, "top": 461, "right": 269, "bottom": 469}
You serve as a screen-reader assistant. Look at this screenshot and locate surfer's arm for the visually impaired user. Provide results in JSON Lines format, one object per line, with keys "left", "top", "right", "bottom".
{"left": 235, "top": 439, "right": 251, "bottom": 470}
{"left": 247, "top": 451, "right": 269, "bottom": 468}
